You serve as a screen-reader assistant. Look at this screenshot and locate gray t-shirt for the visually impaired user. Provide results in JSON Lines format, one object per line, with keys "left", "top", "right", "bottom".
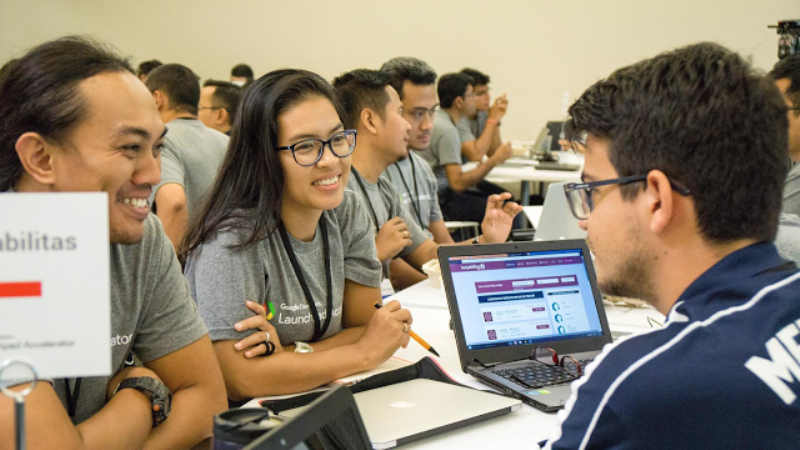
{"left": 457, "top": 110, "right": 488, "bottom": 143}
{"left": 775, "top": 213, "right": 800, "bottom": 265}
{"left": 151, "top": 118, "right": 228, "bottom": 218}
{"left": 413, "top": 109, "right": 463, "bottom": 195}
{"left": 346, "top": 170, "right": 429, "bottom": 275}
{"left": 381, "top": 152, "right": 442, "bottom": 237}
{"left": 184, "top": 191, "right": 381, "bottom": 346}
{"left": 782, "top": 162, "right": 800, "bottom": 217}
{"left": 57, "top": 215, "right": 207, "bottom": 423}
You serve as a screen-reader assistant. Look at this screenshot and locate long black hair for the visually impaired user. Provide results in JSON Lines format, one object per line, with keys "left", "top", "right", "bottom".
{"left": 180, "top": 69, "right": 345, "bottom": 261}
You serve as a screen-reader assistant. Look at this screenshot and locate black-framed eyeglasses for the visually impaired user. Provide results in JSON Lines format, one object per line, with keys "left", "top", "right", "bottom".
{"left": 277, "top": 129, "right": 357, "bottom": 167}
{"left": 531, "top": 346, "right": 582, "bottom": 379}
{"left": 563, "top": 174, "right": 692, "bottom": 220}
{"left": 198, "top": 105, "right": 223, "bottom": 111}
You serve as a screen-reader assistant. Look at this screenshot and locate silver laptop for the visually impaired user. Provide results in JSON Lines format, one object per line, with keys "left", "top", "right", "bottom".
{"left": 438, "top": 240, "right": 612, "bottom": 412}
{"left": 279, "top": 379, "right": 520, "bottom": 449}
{"left": 355, "top": 379, "right": 520, "bottom": 449}
{"left": 534, "top": 182, "right": 587, "bottom": 241}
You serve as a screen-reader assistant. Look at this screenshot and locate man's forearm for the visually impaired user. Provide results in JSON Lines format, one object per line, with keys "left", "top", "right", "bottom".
{"left": 74, "top": 389, "right": 153, "bottom": 450}
{"left": 156, "top": 208, "right": 188, "bottom": 250}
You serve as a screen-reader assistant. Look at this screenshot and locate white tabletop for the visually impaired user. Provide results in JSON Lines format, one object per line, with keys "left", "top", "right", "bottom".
{"left": 465, "top": 153, "right": 583, "bottom": 186}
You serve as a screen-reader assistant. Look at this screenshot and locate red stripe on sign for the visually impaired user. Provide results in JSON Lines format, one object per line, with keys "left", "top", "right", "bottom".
{"left": 0, "top": 282, "right": 42, "bottom": 298}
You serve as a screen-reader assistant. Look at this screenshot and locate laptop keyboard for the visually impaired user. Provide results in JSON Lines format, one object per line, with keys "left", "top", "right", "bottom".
{"left": 492, "top": 359, "right": 593, "bottom": 389}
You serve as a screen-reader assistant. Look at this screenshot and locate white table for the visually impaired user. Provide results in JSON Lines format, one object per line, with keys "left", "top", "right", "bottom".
{"left": 465, "top": 153, "right": 583, "bottom": 206}
{"left": 380, "top": 281, "right": 664, "bottom": 449}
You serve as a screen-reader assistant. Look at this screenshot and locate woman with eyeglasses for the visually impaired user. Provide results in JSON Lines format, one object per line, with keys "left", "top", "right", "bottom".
{"left": 181, "top": 69, "right": 412, "bottom": 400}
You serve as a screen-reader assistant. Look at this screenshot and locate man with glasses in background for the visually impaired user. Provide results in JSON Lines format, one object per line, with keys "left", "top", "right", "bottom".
{"left": 413, "top": 72, "right": 513, "bottom": 225}
{"left": 543, "top": 43, "right": 800, "bottom": 449}
{"left": 198, "top": 80, "right": 242, "bottom": 136}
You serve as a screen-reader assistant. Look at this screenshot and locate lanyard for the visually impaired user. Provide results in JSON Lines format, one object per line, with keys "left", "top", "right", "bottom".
{"left": 391, "top": 158, "right": 424, "bottom": 228}
{"left": 277, "top": 218, "right": 333, "bottom": 342}
{"left": 63, "top": 378, "right": 82, "bottom": 418}
{"left": 350, "top": 168, "right": 380, "bottom": 234}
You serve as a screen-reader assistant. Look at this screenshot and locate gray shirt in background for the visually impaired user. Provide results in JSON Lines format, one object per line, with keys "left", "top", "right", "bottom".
{"left": 185, "top": 191, "right": 381, "bottom": 346}
{"left": 775, "top": 213, "right": 800, "bottom": 265}
{"left": 60, "top": 215, "right": 207, "bottom": 423}
{"left": 346, "top": 171, "right": 429, "bottom": 276}
{"left": 782, "top": 162, "right": 800, "bottom": 217}
{"left": 151, "top": 118, "right": 228, "bottom": 218}
{"left": 381, "top": 152, "right": 442, "bottom": 238}
{"left": 457, "top": 110, "right": 488, "bottom": 144}
{"left": 413, "top": 108, "right": 463, "bottom": 195}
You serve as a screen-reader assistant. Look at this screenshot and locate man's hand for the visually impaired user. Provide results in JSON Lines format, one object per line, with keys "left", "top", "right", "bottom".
{"left": 233, "top": 301, "right": 284, "bottom": 358}
{"left": 488, "top": 94, "right": 509, "bottom": 121}
{"left": 355, "top": 300, "right": 412, "bottom": 367}
{"left": 481, "top": 193, "right": 523, "bottom": 243}
{"left": 489, "top": 141, "right": 513, "bottom": 165}
{"left": 375, "top": 217, "right": 413, "bottom": 261}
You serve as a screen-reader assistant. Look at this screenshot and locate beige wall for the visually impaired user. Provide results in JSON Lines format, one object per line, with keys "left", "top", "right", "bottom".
{"left": 1, "top": 0, "right": 797, "bottom": 140}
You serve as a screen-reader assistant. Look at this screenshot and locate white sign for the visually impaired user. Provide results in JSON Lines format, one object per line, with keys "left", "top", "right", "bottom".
{"left": 0, "top": 193, "right": 110, "bottom": 379}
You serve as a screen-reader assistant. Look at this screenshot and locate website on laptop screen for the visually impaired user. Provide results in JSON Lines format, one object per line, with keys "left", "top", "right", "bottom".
{"left": 447, "top": 248, "right": 603, "bottom": 350}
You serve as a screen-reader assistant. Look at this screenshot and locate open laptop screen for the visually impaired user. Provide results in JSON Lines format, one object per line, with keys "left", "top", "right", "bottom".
{"left": 446, "top": 247, "right": 603, "bottom": 351}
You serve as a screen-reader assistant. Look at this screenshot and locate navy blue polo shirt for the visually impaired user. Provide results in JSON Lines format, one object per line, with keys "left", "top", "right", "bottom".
{"left": 544, "top": 242, "right": 800, "bottom": 449}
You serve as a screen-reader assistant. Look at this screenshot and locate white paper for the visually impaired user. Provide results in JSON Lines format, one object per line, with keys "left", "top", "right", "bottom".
{"left": 0, "top": 193, "right": 110, "bottom": 380}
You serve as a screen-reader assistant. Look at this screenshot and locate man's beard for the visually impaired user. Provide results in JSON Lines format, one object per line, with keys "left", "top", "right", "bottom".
{"left": 592, "top": 226, "right": 656, "bottom": 304}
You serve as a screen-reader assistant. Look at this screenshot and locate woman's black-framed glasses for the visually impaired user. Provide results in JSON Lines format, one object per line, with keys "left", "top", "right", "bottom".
{"left": 531, "top": 346, "right": 582, "bottom": 379}
{"left": 277, "top": 129, "right": 357, "bottom": 166}
{"left": 563, "top": 174, "right": 691, "bottom": 220}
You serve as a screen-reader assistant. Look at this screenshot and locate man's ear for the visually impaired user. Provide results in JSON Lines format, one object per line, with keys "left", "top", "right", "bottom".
{"left": 152, "top": 90, "right": 167, "bottom": 111}
{"left": 216, "top": 109, "right": 229, "bottom": 126}
{"left": 645, "top": 170, "right": 675, "bottom": 235}
{"left": 360, "top": 108, "right": 379, "bottom": 135}
{"left": 15, "top": 132, "right": 56, "bottom": 185}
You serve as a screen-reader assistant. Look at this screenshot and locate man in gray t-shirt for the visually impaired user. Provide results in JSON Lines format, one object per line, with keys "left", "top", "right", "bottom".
{"left": 146, "top": 64, "right": 229, "bottom": 249}
{"left": 382, "top": 152, "right": 442, "bottom": 240}
{"left": 0, "top": 38, "right": 226, "bottom": 449}
{"left": 185, "top": 191, "right": 382, "bottom": 346}
{"left": 413, "top": 73, "right": 512, "bottom": 224}
{"left": 333, "top": 68, "right": 521, "bottom": 291}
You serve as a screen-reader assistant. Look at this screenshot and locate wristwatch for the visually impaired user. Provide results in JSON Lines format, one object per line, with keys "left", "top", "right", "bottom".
{"left": 114, "top": 376, "right": 172, "bottom": 427}
{"left": 294, "top": 341, "right": 314, "bottom": 353}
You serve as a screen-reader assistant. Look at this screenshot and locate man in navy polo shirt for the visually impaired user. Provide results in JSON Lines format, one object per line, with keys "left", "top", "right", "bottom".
{"left": 544, "top": 43, "right": 800, "bottom": 449}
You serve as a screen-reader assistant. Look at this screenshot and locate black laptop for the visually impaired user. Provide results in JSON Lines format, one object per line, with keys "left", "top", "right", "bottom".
{"left": 438, "top": 240, "right": 612, "bottom": 412}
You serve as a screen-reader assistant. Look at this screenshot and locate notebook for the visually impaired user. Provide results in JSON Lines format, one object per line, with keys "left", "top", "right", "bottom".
{"left": 438, "top": 240, "right": 612, "bottom": 412}
{"left": 534, "top": 182, "right": 587, "bottom": 241}
{"left": 277, "top": 379, "right": 520, "bottom": 449}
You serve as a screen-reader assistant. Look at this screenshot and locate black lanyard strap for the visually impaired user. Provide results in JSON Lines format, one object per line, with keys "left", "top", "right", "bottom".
{"left": 392, "top": 158, "right": 424, "bottom": 227}
{"left": 277, "top": 217, "right": 333, "bottom": 342}
{"left": 350, "top": 168, "right": 380, "bottom": 234}
{"left": 63, "top": 378, "right": 82, "bottom": 418}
